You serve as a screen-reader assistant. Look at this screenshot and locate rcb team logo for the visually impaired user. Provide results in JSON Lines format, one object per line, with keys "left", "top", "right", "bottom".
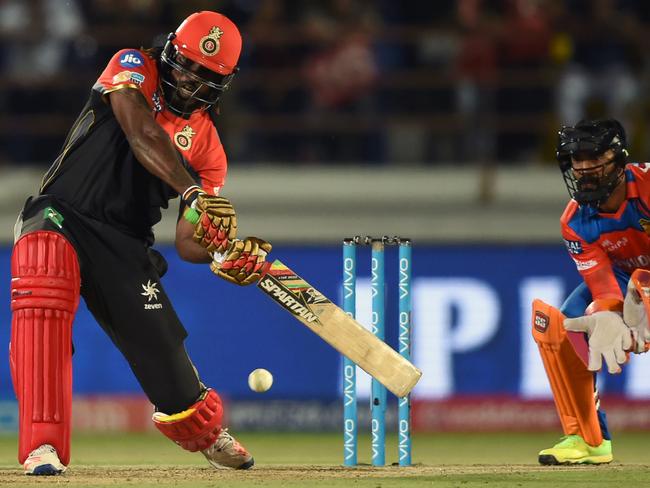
{"left": 174, "top": 125, "right": 196, "bottom": 150}
{"left": 199, "top": 26, "right": 224, "bottom": 56}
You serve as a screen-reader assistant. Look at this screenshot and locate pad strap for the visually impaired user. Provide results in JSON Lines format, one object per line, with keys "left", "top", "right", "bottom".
{"left": 152, "top": 388, "right": 223, "bottom": 452}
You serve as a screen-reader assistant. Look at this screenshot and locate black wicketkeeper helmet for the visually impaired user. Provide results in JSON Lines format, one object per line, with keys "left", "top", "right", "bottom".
{"left": 556, "top": 119, "right": 628, "bottom": 208}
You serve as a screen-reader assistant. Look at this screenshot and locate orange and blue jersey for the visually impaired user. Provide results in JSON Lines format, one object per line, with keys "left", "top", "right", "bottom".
{"left": 561, "top": 163, "right": 650, "bottom": 317}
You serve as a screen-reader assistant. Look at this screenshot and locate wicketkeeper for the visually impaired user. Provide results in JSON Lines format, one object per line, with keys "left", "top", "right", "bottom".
{"left": 10, "top": 11, "right": 270, "bottom": 475}
{"left": 532, "top": 118, "right": 650, "bottom": 465}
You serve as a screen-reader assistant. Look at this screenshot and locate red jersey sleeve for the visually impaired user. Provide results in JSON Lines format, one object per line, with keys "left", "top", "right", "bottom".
{"left": 561, "top": 219, "right": 623, "bottom": 301}
{"left": 94, "top": 49, "right": 158, "bottom": 105}
{"left": 196, "top": 144, "right": 227, "bottom": 196}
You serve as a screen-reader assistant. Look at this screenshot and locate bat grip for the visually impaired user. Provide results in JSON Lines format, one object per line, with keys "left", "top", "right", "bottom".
{"left": 257, "top": 260, "right": 273, "bottom": 281}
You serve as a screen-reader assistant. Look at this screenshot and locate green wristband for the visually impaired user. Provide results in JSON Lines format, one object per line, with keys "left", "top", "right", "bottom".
{"left": 184, "top": 207, "right": 200, "bottom": 225}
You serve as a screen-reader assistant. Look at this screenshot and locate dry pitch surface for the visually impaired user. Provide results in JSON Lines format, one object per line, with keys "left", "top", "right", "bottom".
{"left": 3, "top": 464, "right": 650, "bottom": 488}
{"left": 0, "top": 432, "right": 649, "bottom": 487}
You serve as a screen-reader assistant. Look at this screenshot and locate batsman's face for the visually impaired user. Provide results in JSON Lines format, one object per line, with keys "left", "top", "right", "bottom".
{"left": 160, "top": 44, "right": 234, "bottom": 116}
{"left": 170, "top": 54, "right": 217, "bottom": 100}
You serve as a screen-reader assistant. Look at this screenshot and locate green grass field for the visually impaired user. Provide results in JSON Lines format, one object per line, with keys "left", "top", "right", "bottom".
{"left": 0, "top": 431, "right": 649, "bottom": 487}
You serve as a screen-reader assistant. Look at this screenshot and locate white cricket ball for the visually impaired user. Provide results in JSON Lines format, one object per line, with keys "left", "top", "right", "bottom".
{"left": 248, "top": 368, "right": 273, "bottom": 393}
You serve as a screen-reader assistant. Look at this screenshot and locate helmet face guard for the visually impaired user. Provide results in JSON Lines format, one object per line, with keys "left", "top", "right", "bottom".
{"left": 556, "top": 119, "right": 628, "bottom": 208}
{"left": 160, "top": 36, "right": 237, "bottom": 117}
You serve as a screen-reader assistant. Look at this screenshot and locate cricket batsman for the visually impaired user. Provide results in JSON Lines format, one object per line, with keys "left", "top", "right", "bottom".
{"left": 532, "top": 118, "right": 650, "bottom": 465}
{"left": 10, "top": 11, "right": 271, "bottom": 475}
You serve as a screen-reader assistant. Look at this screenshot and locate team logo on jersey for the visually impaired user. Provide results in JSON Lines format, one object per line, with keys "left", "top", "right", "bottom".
{"left": 141, "top": 280, "right": 163, "bottom": 309}
{"left": 119, "top": 50, "right": 144, "bottom": 68}
{"left": 174, "top": 125, "right": 196, "bottom": 150}
{"left": 640, "top": 219, "right": 650, "bottom": 236}
{"left": 200, "top": 26, "right": 224, "bottom": 56}
{"left": 563, "top": 239, "right": 583, "bottom": 255}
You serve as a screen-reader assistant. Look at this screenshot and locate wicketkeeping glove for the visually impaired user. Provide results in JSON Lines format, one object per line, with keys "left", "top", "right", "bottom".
{"left": 563, "top": 311, "right": 633, "bottom": 374}
{"left": 211, "top": 237, "right": 272, "bottom": 286}
{"left": 182, "top": 185, "right": 237, "bottom": 255}
{"left": 623, "top": 277, "right": 650, "bottom": 353}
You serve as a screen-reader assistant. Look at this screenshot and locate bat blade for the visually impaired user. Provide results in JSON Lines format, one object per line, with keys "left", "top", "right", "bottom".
{"left": 257, "top": 259, "right": 422, "bottom": 397}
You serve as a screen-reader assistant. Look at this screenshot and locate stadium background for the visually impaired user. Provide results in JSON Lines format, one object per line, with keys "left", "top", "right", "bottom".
{"left": 2, "top": 0, "right": 650, "bottom": 436}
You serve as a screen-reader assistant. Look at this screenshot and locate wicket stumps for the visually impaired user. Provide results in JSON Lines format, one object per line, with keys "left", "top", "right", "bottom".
{"left": 342, "top": 236, "right": 413, "bottom": 467}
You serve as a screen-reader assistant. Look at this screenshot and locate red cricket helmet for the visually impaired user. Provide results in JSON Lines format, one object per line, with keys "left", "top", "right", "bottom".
{"left": 160, "top": 11, "right": 242, "bottom": 117}
{"left": 172, "top": 11, "right": 241, "bottom": 76}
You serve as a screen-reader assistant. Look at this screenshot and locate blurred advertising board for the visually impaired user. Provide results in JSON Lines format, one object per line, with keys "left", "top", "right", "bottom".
{"left": 2, "top": 244, "right": 650, "bottom": 431}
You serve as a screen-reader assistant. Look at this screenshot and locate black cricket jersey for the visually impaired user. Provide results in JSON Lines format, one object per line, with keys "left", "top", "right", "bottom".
{"left": 40, "top": 48, "right": 228, "bottom": 241}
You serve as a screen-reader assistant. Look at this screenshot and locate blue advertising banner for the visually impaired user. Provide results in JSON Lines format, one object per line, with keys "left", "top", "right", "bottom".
{"left": 2, "top": 243, "right": 650, "bottom": 403}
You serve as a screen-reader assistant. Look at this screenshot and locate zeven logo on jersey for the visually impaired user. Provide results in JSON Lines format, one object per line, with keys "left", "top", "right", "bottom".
{"left": 119, "top": 51, "right": 144, "bottom": 68}
{"left": 564, "top": 239, "right": 583, "bottom": 255}
{"left": 141, "top": 280, "right": 163, "bottom": 310}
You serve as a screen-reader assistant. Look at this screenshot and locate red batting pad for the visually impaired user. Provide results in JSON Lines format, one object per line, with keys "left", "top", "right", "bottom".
{"left": 10, "top": 231, "right": 80, "bottom": 465}
{"left": 153, "top": 388, "right": 223, "bottom": 452}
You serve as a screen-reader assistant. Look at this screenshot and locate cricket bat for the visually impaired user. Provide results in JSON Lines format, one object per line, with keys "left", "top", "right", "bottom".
{"left": 257, "top": 259, "right": 422, "bottom": 398}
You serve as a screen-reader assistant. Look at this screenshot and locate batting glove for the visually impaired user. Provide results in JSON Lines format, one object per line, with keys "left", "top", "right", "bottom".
{"left": 183, "top": 185, "right": 237, "bottom": 255}
{"left": 211, "top": 237, "right": 272, "bottom": 286}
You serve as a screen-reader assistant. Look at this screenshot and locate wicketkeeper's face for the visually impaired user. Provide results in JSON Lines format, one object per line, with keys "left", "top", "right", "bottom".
{"left": 571, "top": 149, "right": 618, "bottom": 192}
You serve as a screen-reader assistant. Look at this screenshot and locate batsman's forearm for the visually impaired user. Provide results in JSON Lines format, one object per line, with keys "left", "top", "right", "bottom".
{"left": 127, "top": 127, "right": 196, "bottom": 195}
{"left": 110, "top": 89, "right": 197, "bottom": 195}
{"left": 175, "top": 216, "right": 212, "bottom": 263}
{"left": 176, "top": 238, "right": 212, "bottom": 263}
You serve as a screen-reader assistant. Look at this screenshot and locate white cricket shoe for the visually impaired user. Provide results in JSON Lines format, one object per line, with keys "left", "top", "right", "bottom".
{"left": 202, "top": 429, "right": 254, "bottom": 470}
{"left": 23, "top": 444, "right": 66, "bottom": 475}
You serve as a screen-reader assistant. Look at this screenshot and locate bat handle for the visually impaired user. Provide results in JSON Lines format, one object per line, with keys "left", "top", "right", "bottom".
{"left": 258, "top": 260, "right": 273, "bottom": 281}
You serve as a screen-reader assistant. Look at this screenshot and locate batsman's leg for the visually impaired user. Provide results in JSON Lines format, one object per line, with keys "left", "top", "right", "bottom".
{"left": 139, "top": 344, "right": 253, "bottom": 469}
{"left": 152, "top": 387, "right": 254, "bottom": 470}
{"left": 153, "top": 388, "right": 223, "bottom": 451}
{"left": 10, "top": 231, "right": 80, "bottom": 474}
{"left": 81, "top": 227, "right": 254, "bottom": 470}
